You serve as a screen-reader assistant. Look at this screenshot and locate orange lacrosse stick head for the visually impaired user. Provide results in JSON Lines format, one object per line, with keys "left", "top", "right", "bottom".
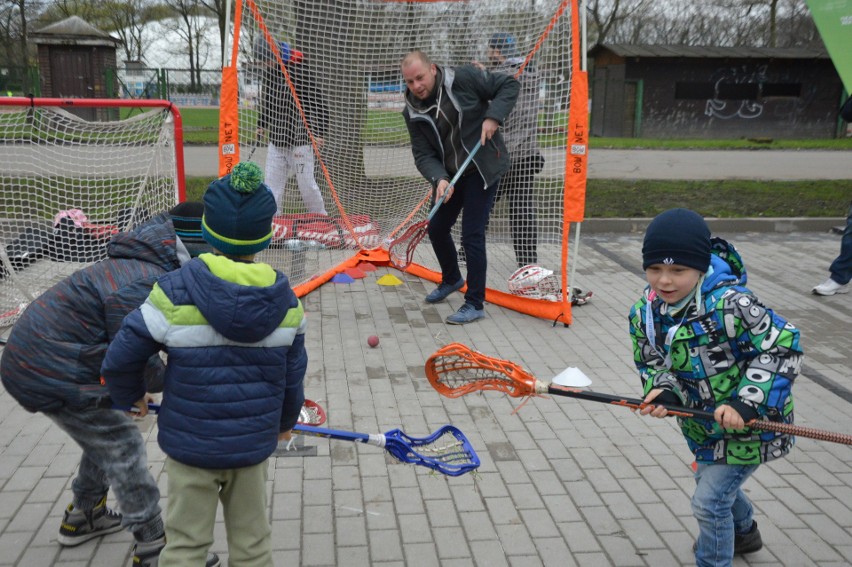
{"left": 425, "top": 343, "right": 538, "bottom": 398}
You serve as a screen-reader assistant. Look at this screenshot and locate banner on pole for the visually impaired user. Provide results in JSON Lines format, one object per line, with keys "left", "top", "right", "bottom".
{"left": 805, "top": 0, "right": 852, "bottom": 92}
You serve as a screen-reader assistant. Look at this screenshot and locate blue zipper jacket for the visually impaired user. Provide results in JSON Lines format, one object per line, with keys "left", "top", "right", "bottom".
{"left": 628, "top": 238, "right": 802, "bottom": 465}
{"left": 102, "top": 253, "right": 307, "bottom": 469}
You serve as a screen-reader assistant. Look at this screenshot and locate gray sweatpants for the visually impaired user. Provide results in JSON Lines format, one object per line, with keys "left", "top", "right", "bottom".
{"left": 45, "top": 405, "right": 164, "bottom": 540}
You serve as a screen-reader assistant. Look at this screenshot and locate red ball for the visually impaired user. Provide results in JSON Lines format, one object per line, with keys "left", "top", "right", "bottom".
{"left": 367, "top": 335, "right": 380, "bottom": 348}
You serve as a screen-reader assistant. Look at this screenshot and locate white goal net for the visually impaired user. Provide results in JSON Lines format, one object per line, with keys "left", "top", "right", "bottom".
{"left": 0, "top": 98, "right": 182, "bottom": 327}
{"left": 225, "top": 0, "right": 587, "bottom": 322}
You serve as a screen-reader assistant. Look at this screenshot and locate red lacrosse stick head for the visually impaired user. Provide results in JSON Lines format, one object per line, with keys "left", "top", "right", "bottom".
{"left": 425, "top": 343, "right": 538, "bottom": 398}
{"left": 298, "top": 399, "right": 327, "bottom": 426}
{"left": 388, "top": 220, "right": 428, "bottom": 270}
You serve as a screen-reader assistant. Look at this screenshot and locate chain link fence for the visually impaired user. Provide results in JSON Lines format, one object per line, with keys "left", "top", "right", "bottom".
{"left": 1, "top": 65, "right": 223, "bottom": 107}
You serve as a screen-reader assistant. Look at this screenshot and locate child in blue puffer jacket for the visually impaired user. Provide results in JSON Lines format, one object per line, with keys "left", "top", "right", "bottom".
{"left": 629, "top": 208, "right": 802, "bottom": 567}
{"left": 102, "top": 162, "right": 307, "bottom": 567}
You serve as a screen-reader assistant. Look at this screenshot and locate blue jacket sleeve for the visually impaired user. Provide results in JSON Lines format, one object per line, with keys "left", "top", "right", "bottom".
{"left": 280, "top": 332, "right": 307, "bottom": 431}
{"left": 101, "top": 307, "right": 163, "bottom": 407}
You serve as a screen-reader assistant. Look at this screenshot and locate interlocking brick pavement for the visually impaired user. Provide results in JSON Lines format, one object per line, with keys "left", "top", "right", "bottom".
{"left": 1, "top": 227, "right": 850, "bottom": 566}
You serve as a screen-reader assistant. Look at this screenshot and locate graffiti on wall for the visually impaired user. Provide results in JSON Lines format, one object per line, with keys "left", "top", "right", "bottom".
{"left": 704, "top": 64, "right": 768, "bottom": 120}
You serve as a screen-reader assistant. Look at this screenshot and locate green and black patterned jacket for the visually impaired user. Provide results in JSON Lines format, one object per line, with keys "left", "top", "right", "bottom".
{"left": 628, "top": 238, "right": 802, "bottom": 465}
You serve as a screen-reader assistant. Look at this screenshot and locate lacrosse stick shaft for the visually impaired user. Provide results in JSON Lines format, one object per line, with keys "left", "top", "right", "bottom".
{"left": 544, "top": 384, "right": 852, "bottom": 445}
{"left": 292, "top": 424, "right": 381, "bottom": 446}
{"left": 387, "top": 141, "right": 483, "bottom": 271}
{"left": 113, "top": 401, "right": 328, "bottom": 427}
{"left": 425, "top": 140, "right": 483, "bottom": 221}
{"left": 543, "top": 383, "right": 716, "bottom": 420}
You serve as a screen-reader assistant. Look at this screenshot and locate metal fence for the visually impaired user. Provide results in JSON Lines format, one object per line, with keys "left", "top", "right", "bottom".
{"left": 1, "top": 66, "right": 222, "bottom": 106}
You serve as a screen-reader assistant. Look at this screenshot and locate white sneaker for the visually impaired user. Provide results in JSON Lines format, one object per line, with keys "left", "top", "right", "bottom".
{"left": 812, "top": 278, "right": 849, "bottom": 296}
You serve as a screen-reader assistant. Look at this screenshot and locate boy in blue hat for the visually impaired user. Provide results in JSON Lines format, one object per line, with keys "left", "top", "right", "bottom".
{"left": 102, "top": 162, "right": 307, "bottom": 567}
{"left": 629, "top": 208, "right": 802, "bottom": 567}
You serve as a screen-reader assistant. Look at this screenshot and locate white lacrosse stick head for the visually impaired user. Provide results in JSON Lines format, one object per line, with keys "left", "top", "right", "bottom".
{"left": 507, "top": 264, "right": 561, "bottom": 300}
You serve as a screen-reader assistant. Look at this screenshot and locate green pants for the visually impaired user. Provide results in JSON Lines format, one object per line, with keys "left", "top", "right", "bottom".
{"left": 160, "top": 458, "right": 272, "bottom": 567}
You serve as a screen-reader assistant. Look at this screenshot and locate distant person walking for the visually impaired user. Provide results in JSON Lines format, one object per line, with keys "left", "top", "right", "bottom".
{"left": 812, "top": 200, "right": 852, "bottom": 296}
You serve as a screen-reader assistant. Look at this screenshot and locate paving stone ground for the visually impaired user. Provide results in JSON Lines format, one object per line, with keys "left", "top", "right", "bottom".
{"left": 1, "top": 228, "right": 850, "bottom": 566}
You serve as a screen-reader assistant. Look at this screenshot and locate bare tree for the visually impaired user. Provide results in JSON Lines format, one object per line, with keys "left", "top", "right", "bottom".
{"left": 586, "top": 0, "right": 653, "bottom": 45}
{"left": 588, "top": 0, "right": 816, "bottom": 48}
{"left": 162, "top": 0, "right": 214, "bottom": 89}
{"left": 197, "top": 0, "right": 225, "bottom": 65}
{"left": 103, "top": 0, "right": 151, "bottom": 62}
{"left": 0, "top": 0, "right": 39, "bottom": 68}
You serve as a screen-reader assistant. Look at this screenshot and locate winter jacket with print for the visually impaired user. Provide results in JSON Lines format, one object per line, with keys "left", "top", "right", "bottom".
{"left": 628, "top": 238, "right": 802, "bottom": 465}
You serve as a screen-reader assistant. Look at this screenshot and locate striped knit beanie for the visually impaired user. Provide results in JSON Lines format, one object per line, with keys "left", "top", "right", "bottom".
{"left": 169, "top": 201, "right": 209, "bottom": 258}
{"left": 201, "top": 162, "right": 277, "bottom": 256}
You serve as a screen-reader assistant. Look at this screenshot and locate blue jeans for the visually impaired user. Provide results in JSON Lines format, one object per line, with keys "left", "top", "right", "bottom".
{"left": 427, "top": 174, "right": 499, "bottom": 310}
{"left": 829, "top": 201, "right": 852, "bottom": 285}
{"left": 45, "top": 405, "right": 164, "bottom": 539}
{"left": 692, "top": 462, "right": 759, "bottom": 567}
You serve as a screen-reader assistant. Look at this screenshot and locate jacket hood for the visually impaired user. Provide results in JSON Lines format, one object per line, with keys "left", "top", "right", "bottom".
{"left": 180, "top": 257, "right": 295, "bottom": 343}
{"left": 107, "top": 212, "right": 181, "bottom": 270}
{"left": 702, "top": 237, "right": 747, "bottom": 293}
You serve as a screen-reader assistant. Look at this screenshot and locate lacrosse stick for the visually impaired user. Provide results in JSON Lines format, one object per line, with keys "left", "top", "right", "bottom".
{"left": 388, "top": 141, "right": 482, "bottom": 270}
{"left": 292, "top": 423, "right": 480, "bottom": 476}
{"left": 112, "top": 399, "right": 327, "bottom": 426}
{"left": 112, "top": 399, "right": 480, "bottom": 474}
{"left": 425, "top": 343, "right": 852, "bottom": 446}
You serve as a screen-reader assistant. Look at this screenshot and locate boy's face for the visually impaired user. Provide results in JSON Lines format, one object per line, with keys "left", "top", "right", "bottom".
{"left": 645, "top": 264, "right": 702, "bottom": 304}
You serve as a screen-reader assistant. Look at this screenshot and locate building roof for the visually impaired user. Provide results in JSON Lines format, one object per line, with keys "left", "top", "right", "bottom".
{"left": 31, "top": 16, "right": 121, "bottom": 47}
{"left": 589, "top": 43, "right": 829, "bottom": 60}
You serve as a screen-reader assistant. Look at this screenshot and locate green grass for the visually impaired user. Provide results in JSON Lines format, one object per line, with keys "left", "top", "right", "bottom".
{"left": 580, "top": 179, "right": 852, "bottom": 218}
{"left": 119, "top": 106, "right": 852, "bottom": 150}
{"left": 588, "top": 137, "right": 852, "bottom": 151}
{"left": 185, "top": 176, "right": 852, "bottom": 218}
{"left": 102, "top": 106, "right": 852, "bottom": 218}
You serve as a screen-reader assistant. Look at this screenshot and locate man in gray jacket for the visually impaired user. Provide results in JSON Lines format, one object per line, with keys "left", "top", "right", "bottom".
{"left": 401, "top": 50, "right": 519, "bottom": 324}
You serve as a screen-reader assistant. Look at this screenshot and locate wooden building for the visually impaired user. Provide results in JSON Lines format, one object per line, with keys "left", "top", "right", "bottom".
{"left": 589, "top": 44, "right": 845, "bottom": 139}
{"left": 30, "top": 16, "right": 121, "bottom": 120}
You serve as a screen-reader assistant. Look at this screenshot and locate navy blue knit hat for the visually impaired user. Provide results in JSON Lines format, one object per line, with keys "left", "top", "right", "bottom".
{"left": 642, "top": 208, "right": 711, "bottom": 272}
{"left": 201, "top": 162, "right": 277, "bottom": 256}
{"left": 489, "top": 32, "right": 520, "bottom": 59}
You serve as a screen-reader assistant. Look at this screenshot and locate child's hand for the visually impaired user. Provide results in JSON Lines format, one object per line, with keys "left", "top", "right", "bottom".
{"left": 132, "top": 397, "right": 149, "bottom": 417}
{"left": 278, "top": 430, "right": 294, "bottom": 451}
{"left": 637, "top": 389, "right": 669, "bottom": 418}
{"left": 715, "top": 405, "right": 745, "bottom": 430}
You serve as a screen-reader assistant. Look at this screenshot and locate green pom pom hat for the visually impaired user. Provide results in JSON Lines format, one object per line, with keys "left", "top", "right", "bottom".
{"left": 201, "top": 162, "right": 278, "bottom": 256}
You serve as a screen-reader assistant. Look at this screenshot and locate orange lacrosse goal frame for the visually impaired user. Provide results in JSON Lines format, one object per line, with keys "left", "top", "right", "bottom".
{"left": 219, "top": 0, "right": 588, "bottom": 324}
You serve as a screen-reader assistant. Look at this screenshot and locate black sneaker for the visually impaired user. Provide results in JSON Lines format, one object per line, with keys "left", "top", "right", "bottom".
{"left": 691, "top": 521, "right": 763, "bottom": 556}
{"left": 132, "top": 536, "right": 221, "bottom": 567}
{"left": 132, "top": 536, "right": 165, "bottom": 566}
{"left": 734, "top": 521, "right": 763, "bottom": 554}
{"left": 57, "top": 495, "right": 123, "bottom": 546}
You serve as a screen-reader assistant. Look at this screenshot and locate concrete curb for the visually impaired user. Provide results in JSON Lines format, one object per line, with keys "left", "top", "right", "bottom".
{"left": 580, "top": 217, "right": 845, "bottom": 234}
